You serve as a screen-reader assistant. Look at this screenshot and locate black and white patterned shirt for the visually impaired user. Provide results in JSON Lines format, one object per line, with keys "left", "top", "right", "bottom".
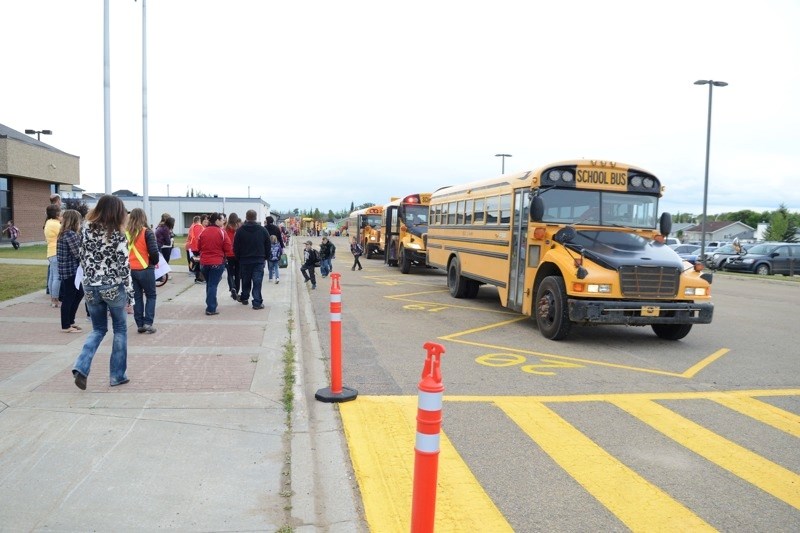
{"left": 79, "top": 225, "right": 134, "bottom": 305}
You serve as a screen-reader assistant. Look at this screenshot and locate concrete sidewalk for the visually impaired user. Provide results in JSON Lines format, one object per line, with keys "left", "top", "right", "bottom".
{"left": 0, "top": 240, "right": 364, "bottom": 531}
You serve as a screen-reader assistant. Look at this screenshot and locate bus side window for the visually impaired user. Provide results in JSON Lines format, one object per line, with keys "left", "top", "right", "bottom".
{"left": 448, "top": 202, "right": 457, "bottom": 224}
{"left": 500, "top": 194, "right": 511, "bottom": 224}
{"left": 486, "top": 196, "right": 499, "bottom": 224}
{"left": 464, "top": 199, "right": 473, "bottom": 224}
{"left": 474, "top": 198, "right": 485, "bottom": 224}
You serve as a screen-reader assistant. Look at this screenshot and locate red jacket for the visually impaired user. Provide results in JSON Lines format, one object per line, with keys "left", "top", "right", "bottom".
{"left": 197, "top": 225, "right": 233, "bottom": 266}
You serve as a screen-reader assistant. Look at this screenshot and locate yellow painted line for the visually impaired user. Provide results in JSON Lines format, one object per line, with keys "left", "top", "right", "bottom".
{"left": 611, "top": 398, "right": 800, "bottom": 510}
{"left": 681, "top": 349, "right": 730, "bottom": 378}
{"left": 495, "top": 398, "right": 715, "bottom": 532}
{"left": 444, "top": 389, "right": 800, "bottom": 404}
{"left": 443, "top": 337, "right": 687, "bottom": 377}
{"left": 711, "top": 393, "right": 800, "bottom": 438}
{"left": 340, "top": 397, "right": 512, "bottom": 532}
{"left": 439, "top": 316, "right": 530, "bottom": 338}
{"left": 385, "top": 289, "right": 451, "bottom": 298}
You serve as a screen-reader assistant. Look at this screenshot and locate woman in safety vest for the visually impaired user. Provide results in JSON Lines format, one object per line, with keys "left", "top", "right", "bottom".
{"left": 125, "top": 208, "right": 161, "bottom": 334}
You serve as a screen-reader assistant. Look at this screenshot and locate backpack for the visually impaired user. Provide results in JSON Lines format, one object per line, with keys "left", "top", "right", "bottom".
{"left": 270, "top": 243, "right": 282, "bottom": 261}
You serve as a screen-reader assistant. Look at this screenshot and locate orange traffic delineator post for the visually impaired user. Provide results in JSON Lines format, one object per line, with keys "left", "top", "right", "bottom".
{"left": 315, "top": 273, "right": 358, "bottom": 403}
{"left": 410, "top": 341, "right": 446, "bottom": 533}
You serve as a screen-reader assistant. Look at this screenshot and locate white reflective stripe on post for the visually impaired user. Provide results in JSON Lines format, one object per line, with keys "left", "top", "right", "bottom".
{"left": 330, "top": 313, "right": 341, "bottom": 322}
{"left": 415, "top": 432, "right": 440, "bottom": 453}
{"left": 330, "top": 294, "right": 341, "bottom": 302}
{"left": 417, "top": 390, "right": 443, "bottom": 412}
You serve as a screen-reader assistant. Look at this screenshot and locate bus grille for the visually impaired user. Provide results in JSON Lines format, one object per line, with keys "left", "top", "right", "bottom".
{"left": 619, "top": 266, "right": 680, "bottom": 298}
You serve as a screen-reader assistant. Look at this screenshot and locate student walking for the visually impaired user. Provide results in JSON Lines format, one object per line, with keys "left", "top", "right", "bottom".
{"left": 185, "top": 215, "right": 206, "bottom": 283}
{"left": 126, "top": 208, "right": 160, "bottom": 334}
{"left": 155, "top": 215, "right": 175, "bottom": 264}
{"left": 300, "top": 240, "right": 319, "bottom": 289}
{"left": 197, "top": 212, "right": 233, "bottom": 315}
{"left": 57, "top": 210, "right": 84, "bottom": 333}
{"left": 72, "top": 194, "right": 134, "bottom": 390}
{"left": 3, "top": 220, "right": 20, "bottom": 249}
{"left": 267, "top": 234, "right": 282, "bottom": 284}
{"left": 319, "top": 236, "right": 336, "bottom": 277}
{"left": 225, "top": 213, "right": 242, "bottom": 301}
{"left": 350, "top": 237, "right": 363, "bottom": 271}
{"left": 234, "top": 210, "right": 270, "bottom": 309}
{"left": 44, "top": 204, "right": 62, "bottom": 307}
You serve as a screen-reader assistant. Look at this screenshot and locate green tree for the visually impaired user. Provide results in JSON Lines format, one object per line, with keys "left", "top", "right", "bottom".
{"left": 763, "top": 204, "right": 797, "bottom": 242}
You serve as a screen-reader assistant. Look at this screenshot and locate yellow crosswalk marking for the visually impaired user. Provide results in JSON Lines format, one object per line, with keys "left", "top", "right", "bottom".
{"left": 611, "top": 398, "right": 800, "bottom": 510}
{"left": 711, "top": 393, "right": 800, "bottom": 438}
{"left": 341, "top": 396, "right": 512, "bottom": 532}
{"left": 495, "top": 399, "right": 715, "bottom": 532}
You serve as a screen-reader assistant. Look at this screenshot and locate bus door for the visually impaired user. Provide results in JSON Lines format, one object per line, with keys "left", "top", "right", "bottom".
{"left": 507, "top": 189, "right": 529, "bottom": 313}
{"left": 384, "top": 205, "right": 400, "bottom": 265}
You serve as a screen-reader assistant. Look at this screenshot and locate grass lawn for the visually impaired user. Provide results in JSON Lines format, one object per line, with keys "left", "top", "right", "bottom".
{"left": 0, "top": 264, "right": 48, "bottom": 302}
{"left": 0, "top": 243, "right": 48, "bottom": 260}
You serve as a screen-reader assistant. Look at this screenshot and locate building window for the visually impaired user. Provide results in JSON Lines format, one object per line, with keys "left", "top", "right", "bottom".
{"left": 0, "top": 177, "right": 10, "bottom": 226}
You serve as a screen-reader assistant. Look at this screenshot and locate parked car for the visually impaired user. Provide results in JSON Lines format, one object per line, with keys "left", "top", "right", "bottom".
{"left": 698, "top": 241, "right": 731, "bottom": 262}
{"left": 707, "top": 243, "right": 751, "bottom": 270}
{"left": 724, "top": 242, "right": 800, "bottom": 276}
{"left": 664, "top": 237, "right": 680, "bottom": 247}
{"left": 670, "top": 244, "right": 701, "bottom": 264}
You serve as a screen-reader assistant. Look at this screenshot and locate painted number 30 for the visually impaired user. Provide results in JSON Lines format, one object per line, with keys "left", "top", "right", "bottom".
{"left": 475, "top": 353, "right": 583, "bottom": 376}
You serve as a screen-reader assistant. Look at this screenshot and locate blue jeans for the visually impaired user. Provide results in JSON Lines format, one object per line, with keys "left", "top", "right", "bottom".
{"left": 73, "top": 283, "right": 129, "bottom": 385}
{"left": 267, "top": 260, "right": 280, "bottom": 281}
{"left": 48, "top": 256, "right": 61, "bottom": 300}
{"left": 240, "top": 262, "right": 265, "bottom": 307}
{"left": 201, "top": 264, "right": 226, "bottom": 313}
{"left": 320, "top": 257, "right": 332, "bottom": 277}
{"left": 131, "top": 268, "right": 157, "bottom": 327}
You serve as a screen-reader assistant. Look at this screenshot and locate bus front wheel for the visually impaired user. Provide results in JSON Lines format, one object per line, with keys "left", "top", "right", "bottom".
{"left": 400, "top": 247, "right": 412, "bottom": 274}
{"left": 535, "top": 276, "right": 571, "bottom": 340}
{"left": 651, "top": 323, "right": 692, "bottom": 340}
{"left": 447, "top": 257, "right": 469, "bottom": 298}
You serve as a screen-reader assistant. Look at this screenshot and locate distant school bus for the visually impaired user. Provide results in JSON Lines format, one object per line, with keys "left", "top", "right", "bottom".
{"left": 384, "top": 193, "right": 432, "bottom": 273}
{"left": 426, "top": 159, "right": 714, "bottom": 340}
{"left": 347, "top": 205, "right": 385, "bottom": 259}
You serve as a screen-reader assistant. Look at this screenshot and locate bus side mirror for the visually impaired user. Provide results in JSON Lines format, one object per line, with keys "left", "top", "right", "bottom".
{"left": 554, "top": 226, "right": 576, "bottom": 244}
{"left": 659, "top": 212, "right": 672, "bottom": 236}
{"left": 530, "top": 195, "right": 544, "bottom": 222}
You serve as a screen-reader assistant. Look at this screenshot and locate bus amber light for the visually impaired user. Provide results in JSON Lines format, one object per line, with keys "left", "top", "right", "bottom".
{"left": 533, "top": 227, "right": 547, "bottom": 240}
{"left": 572, "top": 282, "right": 585, "bottom": 292}
{"left": 694, "top": 263, "right": 705, "bottom": 272}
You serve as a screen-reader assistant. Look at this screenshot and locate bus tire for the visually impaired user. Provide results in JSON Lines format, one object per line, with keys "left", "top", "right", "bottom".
{"left": 366, "top": 246, "right": 373, "bottom": 260}
{"left": 534, "top": 276, "right": 571, "bottom": 340}
{"left": 399, "top": 247, "right": 412, "bottom": 274}
{"left": 651, "top": 323, "right": 692, "bottom": 340}
{"left": 447, "top": 257, "right": 469, "bottom": 298}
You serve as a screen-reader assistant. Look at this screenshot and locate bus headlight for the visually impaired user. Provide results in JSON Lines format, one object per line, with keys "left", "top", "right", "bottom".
{"left": 587, "top": 284, "right": 611, "bottom": 293}
{"left": 684, "top": 287, "right": 708, "bottom": 296}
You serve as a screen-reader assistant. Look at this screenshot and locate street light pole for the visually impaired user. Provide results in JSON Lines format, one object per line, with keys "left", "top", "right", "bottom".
{"left": 495, "top": 153, "right": 512, "bottom": 174}
{"left": 694, "top": 79, "right": 727, "bottom": 261}
{"left": 24, "top": 129, "right": 52, "bottom": 141}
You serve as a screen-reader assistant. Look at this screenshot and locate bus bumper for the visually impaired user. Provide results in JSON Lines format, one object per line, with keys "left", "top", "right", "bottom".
{"left": 568, "top": 300, "right": 714, "bottom": 325}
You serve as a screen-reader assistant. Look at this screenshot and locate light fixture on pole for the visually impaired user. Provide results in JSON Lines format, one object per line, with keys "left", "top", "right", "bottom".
{"left": 694, "top": 79, "right": 727, "bottom": 263}
{"left": 24, "top": 129, "right": 52, "bottom": 141}
{"left": 495, "top": 153, "right": 512, "bottom": 174}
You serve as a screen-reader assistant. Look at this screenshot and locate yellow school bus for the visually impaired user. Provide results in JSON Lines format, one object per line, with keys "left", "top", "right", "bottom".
{"left": 426, "top": 159, "right": 713, "bottom": 340}
{"left": 347, "top": 205, "right": 385, "bottom": 259}
{"left": 384, "top": 193, "right": 432, "bottom": 273}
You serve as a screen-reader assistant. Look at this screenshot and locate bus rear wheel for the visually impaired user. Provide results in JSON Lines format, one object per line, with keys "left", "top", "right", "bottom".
{"left": 534, "top": 276, "right": 571, "bottom": 340}
{"left": 651, "top": 323, "right": 692, "bottom": 340}
{"left": 399, "top": 247, "right": 412, "bottom": 274}
{"left": 447, "top": 257, "right": 469, "bottom": 298}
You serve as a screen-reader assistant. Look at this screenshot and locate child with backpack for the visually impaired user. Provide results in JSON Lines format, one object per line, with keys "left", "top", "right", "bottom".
{"left": 300, "top": 240, "right": 318, "bottom": 289}
{"left": 350, "top": 237, "right": 363, "bottom": 271}
{"left": 267, "top": 234, "right": 282, "bottom": 284}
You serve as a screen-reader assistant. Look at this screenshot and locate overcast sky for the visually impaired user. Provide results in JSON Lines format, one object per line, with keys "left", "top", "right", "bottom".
{"left": 4, "top": 0, "right": 799, "bottom": 216}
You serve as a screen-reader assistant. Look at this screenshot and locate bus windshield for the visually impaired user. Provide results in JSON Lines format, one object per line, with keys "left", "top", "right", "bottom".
{"left": 362, "top": 215, "right": 382, "bottom": 229}
{"left": 403, "top": 205, "right": 428, "bottom": 227}
{"left": 539, "top": 189, "right": 658, "bottom": 229}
